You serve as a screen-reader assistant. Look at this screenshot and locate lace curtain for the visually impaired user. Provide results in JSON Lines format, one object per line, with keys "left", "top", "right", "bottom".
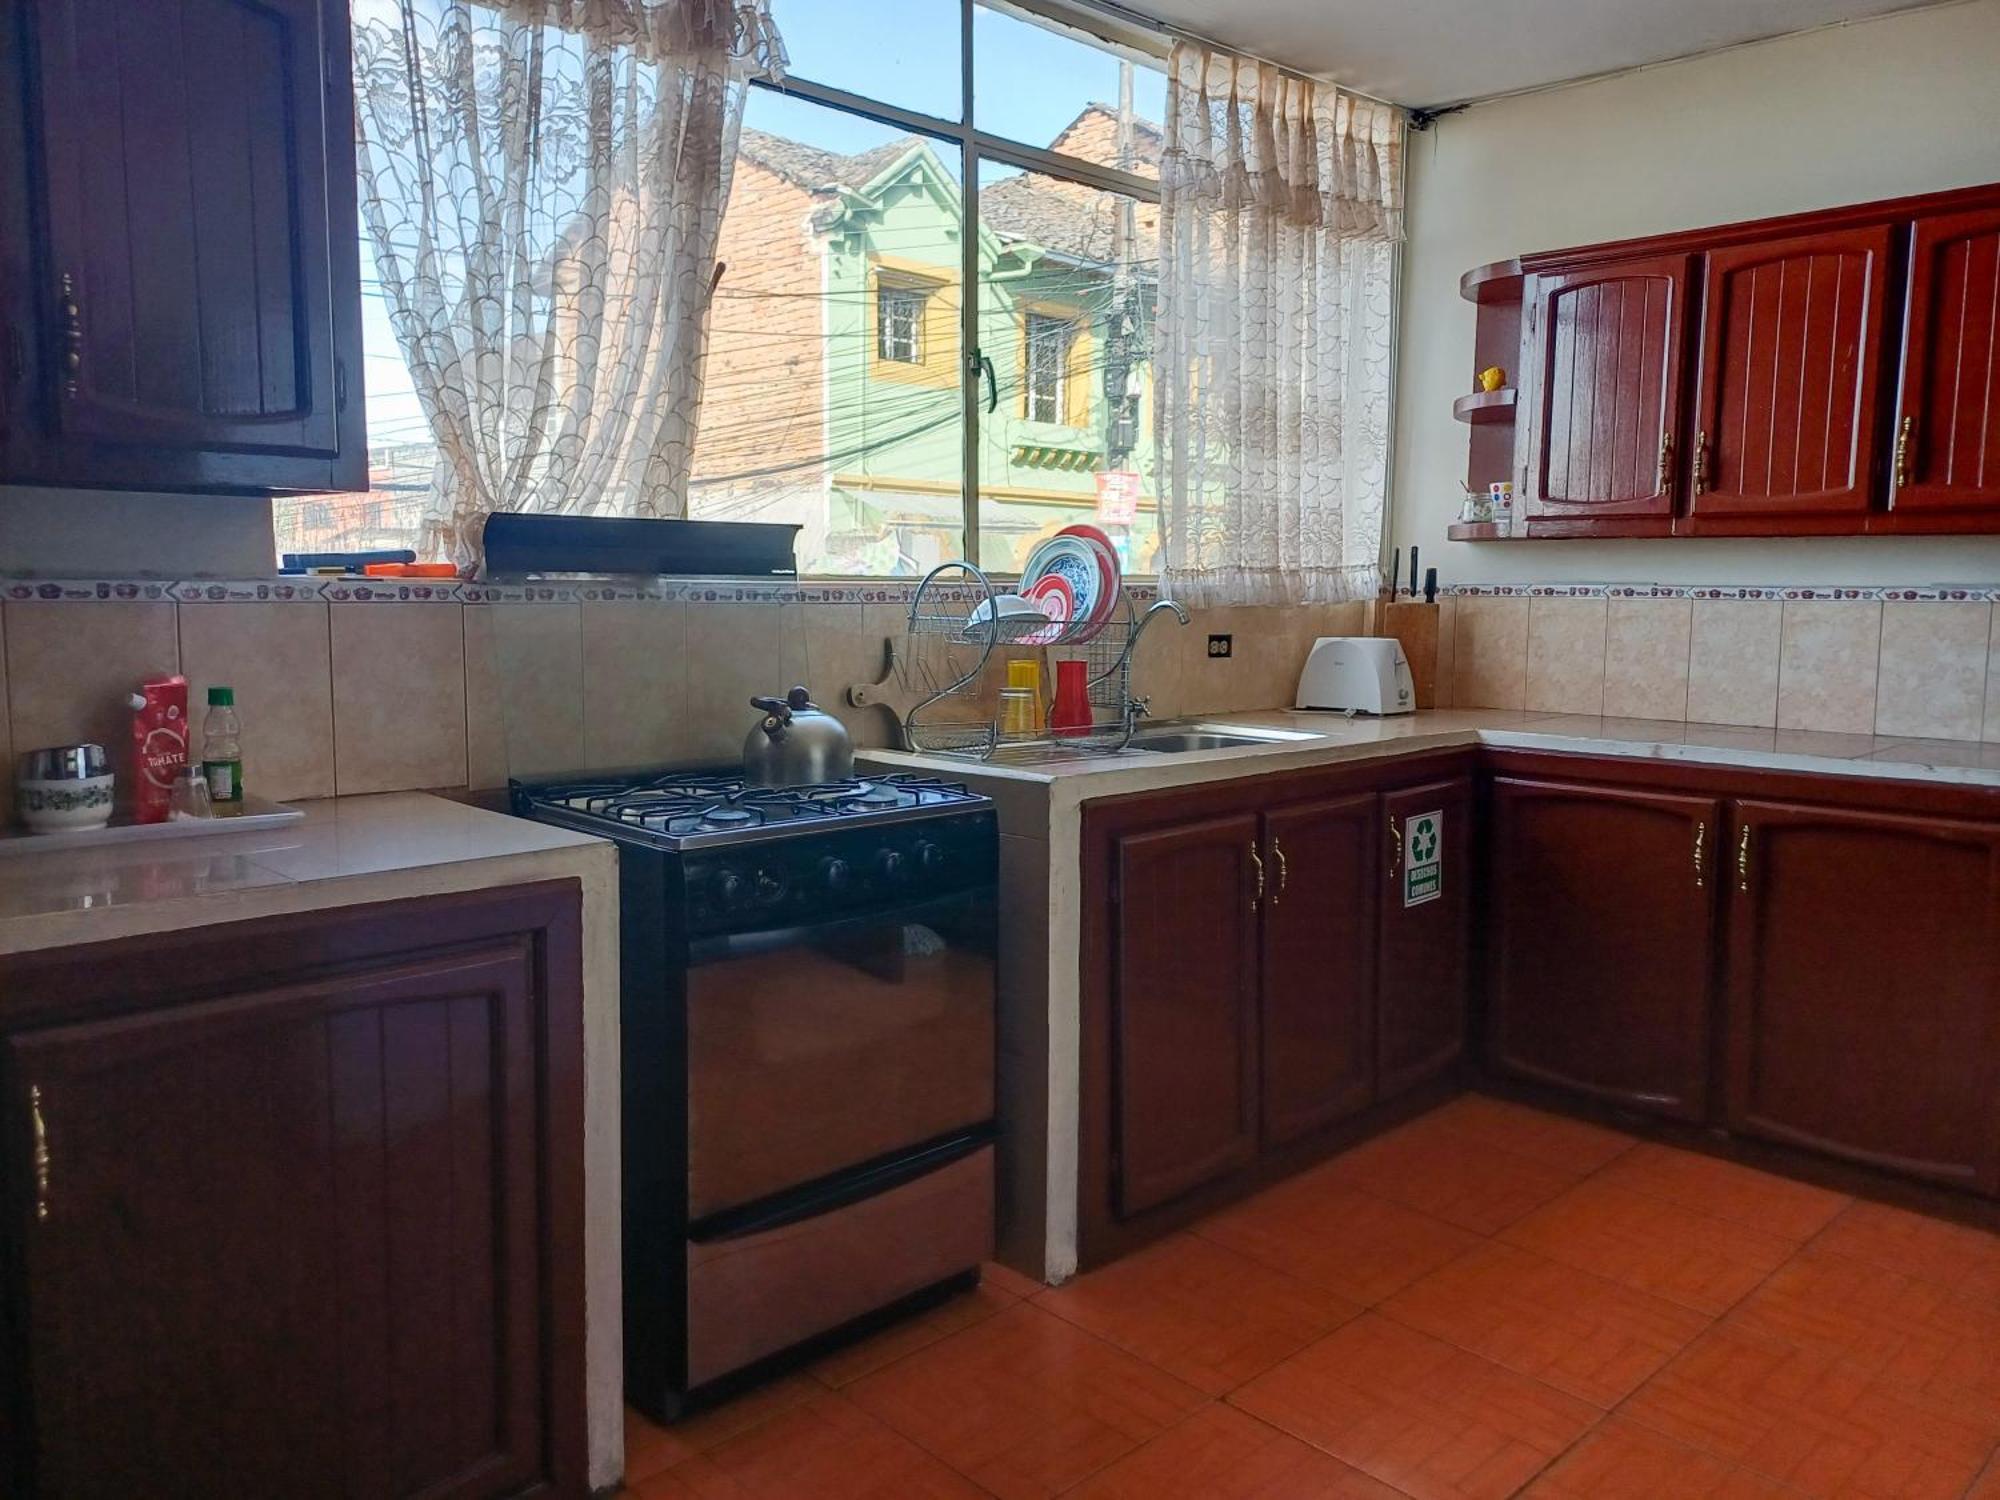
{"left": 353, "top": 0, "right": 784, "bottom": 569}
{"left": 1153, "top": 45, "right": 1403, "bottom": 606}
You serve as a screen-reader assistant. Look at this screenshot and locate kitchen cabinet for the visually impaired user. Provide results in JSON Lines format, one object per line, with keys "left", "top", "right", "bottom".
{"left": 1111, "top": 812, "right": 1262, "bottom": 1217}
{"left": 1888, "top": 206, "right": 2000, "bottom": 519}
{"left": 1259, "top": 793, "right": 1378, "bottom": 1145}
{"left": 0, "top": 0, "right": 365, "bottom": 493}
{"left": 1486, "top": 777, "right": 1718, "bottom": 1122}
{"left": 1724, "top": 801, "right": 2000, "bottom": 1191}
{"left": 1378, "top": 777, "right": 1472, "bottom": 1096}
{"left": 0, "top": 885, "right": 585, "bottom": 1498}
{"left": 1518, "top": 253, "right": 1692, "bottom": 536}
{"left": 1684, "top": 225, "right": 1891, "bottom": 526}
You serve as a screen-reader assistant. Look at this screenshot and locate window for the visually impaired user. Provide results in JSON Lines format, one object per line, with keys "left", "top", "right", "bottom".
{"left": 284, "top": 0, "right": 1167, "bottom": 575}
{"left": 1024, "top": 313, "right": 1073, "bottom": 424}
{"left": 878, "top": 286, "right": 927, "bottom": 364}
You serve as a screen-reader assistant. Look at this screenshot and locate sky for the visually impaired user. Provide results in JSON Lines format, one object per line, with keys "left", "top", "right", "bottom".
{"left": 353, "top": 0, "right": 1167, "bottom": 455}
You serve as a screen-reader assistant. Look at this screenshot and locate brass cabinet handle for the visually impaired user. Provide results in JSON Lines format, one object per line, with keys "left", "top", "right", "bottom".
{"left": 58, "top": 272, "right": 81, "bottom": 398}
{"left": 1693, "top": 431, "right": 1710, "bottom": 495}
{"left": 1737, "top": 824, "right": 1752, "bottom": 894}
{"left": 1388, "top": 823, "right": 1403, "bottom": 884}
{"left": 1657, "top": 430, "right": 1675, "bottom": 500}
{"left": 29, "top": 1085, "right": 49, "bottom": 1222}
{"left": 1895, "top": 414, "right": 1914, "bottom": 490}
{"left": 1272, "top": 837, "right": 1288, "bottom": 904}
{"left": 1693, "top": 820, "right": 1706, "bottom": 888}
{"left": 1249, "top": 841, "right": 1265, "bottom": 911}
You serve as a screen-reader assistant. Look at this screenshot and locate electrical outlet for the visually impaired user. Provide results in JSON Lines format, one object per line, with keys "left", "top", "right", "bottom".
{"left": 1207, "top": 633, "right": 1233, "bottom": 659}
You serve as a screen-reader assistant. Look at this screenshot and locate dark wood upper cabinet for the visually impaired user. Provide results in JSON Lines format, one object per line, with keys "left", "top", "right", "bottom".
{"left": 1486, "top": 777, "right": 1718, "bottom": 1122}
{"left": 0, "top": 0, "right": 365, "bottom": 492}
{"left": 1518, "top": 253, "right": 1691, "bottom": 536}
{"left": 0, "top": 885, "right": 586, "bottom": 1499}
{"left": 1685, "top": 225, "right": 1891, "bottom": 524}
{"left": 1259, "top": 794, "right": 1377, "bottom": 1145}
{"left": 1889, "top": 206, "right": 2000, "bottom": 518}
{"left": 1111, "top": 812, "right": 1262, "bottom": 1218}
{"left": 1378, "top": 777, "right": 1471, "bottom": 1098}
{"left": 1724, "top": 801, "right": 2000, "bottom": 1192}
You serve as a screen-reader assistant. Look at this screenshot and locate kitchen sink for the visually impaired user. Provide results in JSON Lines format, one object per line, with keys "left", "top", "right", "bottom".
{"left": 1127, "top": 727, "right": 1318, "bottom": 753}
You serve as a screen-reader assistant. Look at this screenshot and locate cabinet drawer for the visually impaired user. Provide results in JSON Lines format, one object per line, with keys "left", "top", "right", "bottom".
{"left": 686, "top": 1145, "right": 994, "bottom": 1386}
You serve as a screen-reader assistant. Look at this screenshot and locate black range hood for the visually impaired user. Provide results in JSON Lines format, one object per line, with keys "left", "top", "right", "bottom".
{"left": 480, "top": 512, "right": 800, "bottom": 580}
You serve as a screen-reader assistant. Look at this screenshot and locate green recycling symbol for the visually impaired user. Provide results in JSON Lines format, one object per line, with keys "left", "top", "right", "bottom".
{"left": 1411, "top": 818, "right": 1439, "bottom": 863}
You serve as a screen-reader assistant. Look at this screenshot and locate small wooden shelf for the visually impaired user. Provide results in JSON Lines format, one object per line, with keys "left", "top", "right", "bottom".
{"left": 1446, "top": 521, "right": 1518, "bottom": 541}
{"left": 1460, "top": 259, "right": 1524, "bottom": 305}
{"left": 1453, "top": 387, "right": 1517, "bottom": 424}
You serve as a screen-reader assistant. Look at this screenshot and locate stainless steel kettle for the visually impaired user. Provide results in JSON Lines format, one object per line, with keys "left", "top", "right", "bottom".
{"left": 744, "top": 685, "right": 854, "bottom": 786}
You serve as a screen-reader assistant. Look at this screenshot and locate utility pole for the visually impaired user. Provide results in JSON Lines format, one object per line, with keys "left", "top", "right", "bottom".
{"left": 1104, "top": 58, "right": 1139, "bottom": 470}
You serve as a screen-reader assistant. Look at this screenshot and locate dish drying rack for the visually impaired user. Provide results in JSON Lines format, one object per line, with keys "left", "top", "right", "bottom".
{"left": 899, "top": 562, "right": 1188, "bottom": 761}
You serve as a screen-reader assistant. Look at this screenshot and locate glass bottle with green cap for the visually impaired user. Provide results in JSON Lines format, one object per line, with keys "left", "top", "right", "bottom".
{"left": 201, "top": 686, "right": 243, "bottom": 804}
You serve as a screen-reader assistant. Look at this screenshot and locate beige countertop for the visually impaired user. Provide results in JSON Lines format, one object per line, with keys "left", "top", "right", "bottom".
{"left": 863, "top": 709, "right": 2000, "bottom": 803}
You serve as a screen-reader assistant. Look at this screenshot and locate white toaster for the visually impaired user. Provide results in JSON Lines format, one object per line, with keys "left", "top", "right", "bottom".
{"left": 1295, "top": 637, "right": 1415, "bottom": 716}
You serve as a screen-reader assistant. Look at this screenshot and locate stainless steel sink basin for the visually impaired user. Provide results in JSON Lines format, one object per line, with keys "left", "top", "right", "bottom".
{"left": 1128, "top": 728, "right": 1317, "bottom": 753}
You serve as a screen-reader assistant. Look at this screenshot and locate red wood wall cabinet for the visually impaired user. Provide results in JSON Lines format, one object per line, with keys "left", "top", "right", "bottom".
{"left": 1519, "top": 254, "right": 1691, "bottom": 536}
{"left": 0, "top": 884, "right": 588, "bottom": 1499}
{"left": 0, "top": 0, "right": 366, "bottom": 493}
{"left": 1465, "top": 179, "right": 2000, "bottom": 538}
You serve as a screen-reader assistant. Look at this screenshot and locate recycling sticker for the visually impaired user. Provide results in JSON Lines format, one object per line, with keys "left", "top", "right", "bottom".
{"left": 1403, "top": 809, "right": 1443, "bottom": 908}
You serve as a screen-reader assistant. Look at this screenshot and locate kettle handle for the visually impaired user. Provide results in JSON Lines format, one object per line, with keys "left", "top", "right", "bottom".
{"left": 750, "top": 694, "right": 792, "bottom": 722}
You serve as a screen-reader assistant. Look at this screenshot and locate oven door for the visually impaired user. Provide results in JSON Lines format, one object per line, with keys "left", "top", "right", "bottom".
{"left": 684, "top": 887, "right": 996, "bottom": 1224}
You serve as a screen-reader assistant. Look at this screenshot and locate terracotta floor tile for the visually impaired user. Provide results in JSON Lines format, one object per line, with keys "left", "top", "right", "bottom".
{"left": 845, "top": 1300, "right": 1206, "bottom": 1499}
{"left": 1319, "top": 1113, "right": 1583, "bottom": 1234}
{"left": 978, "top": 1258, "right": 1048, "bottom": 1300}
{"left": 1593, "top": 1144, "right": 1850, "bottom": 1241}
{"left": 1034, "top": 1231, "right": 1360, "bottom": 1396}
{"left": 630, "top": 1390, "right": 984, "bottom": 1498}
{"left": 1427, "top": 1093, "right": 1636, "bottom": 1175}
{"left": 1194, "top": 1176, "right": 1481, "bottom": 1305}
{"left": 1500, "top": 1177, "right": 1795, "bottom": 1316}
{"left": 1811, "top": 1200, "right": 2000, "bottom": 1302}
{"left": 1380, "top": 1240, "right": 1710, "bottom": 1407}
{"left": 1969, "top": 1450, "right": 2000, "bottom": 1498}
{"left": 624, "top": 1380, "right": 820, "bottom": 1482}
{"left": 1066, "top": 1402, "right": 1409, "bottom": 1499}
{"left": 1521, "top": 1417, "right": 1806, "bottom": 1498}
{"left": 1621, "top": 1323, "right": 1996, "bottom": 1498}
{"left": 811, "top": 1276, "right": 1018, "bottom": 1388}
{"left": 1725, "top": 1247, "right": 2000, "bottom": 1430}
{"left": 1229, "top": 1313, "right": 1599, "bottom": 1500}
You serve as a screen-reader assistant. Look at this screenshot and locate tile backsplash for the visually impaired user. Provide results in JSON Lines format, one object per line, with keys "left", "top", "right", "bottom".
{"left": 0, "top": 582, "right": 1365, "bottom": 814}
{"left": 1442, "top": 585, "right": 2000, "bottom": 742}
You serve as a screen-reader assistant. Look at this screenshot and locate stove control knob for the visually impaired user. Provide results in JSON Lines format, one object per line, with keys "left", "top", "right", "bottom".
{"left": 916, "top": 840, "right": 948, "bottom": 876}
{"left": 819, "top": 856, "right": 852, "bottom": 892}
{"left": 875, "top": 848, "right": 908, "bottom": 884}
{"left": 756, "top": 870, "right": 786, "bottom": 904}
{"left": 713, "top": 869, "right": 750, "bottom": 910}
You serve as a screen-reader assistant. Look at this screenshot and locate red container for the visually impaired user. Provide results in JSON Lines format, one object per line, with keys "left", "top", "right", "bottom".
{"left": 1048, "top": 659, "right": 1093, "bottom": 738}
{"left": 130, "top": 675, "right": 190, "bottom": 823}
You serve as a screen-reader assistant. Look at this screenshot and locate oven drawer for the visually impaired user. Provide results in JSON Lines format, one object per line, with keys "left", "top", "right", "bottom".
{"left": 685, "top": 1144, "right": 994, "bottom": 1386}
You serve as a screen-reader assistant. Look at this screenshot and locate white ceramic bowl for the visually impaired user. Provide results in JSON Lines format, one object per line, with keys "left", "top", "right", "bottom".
{"left": 16, "top": 772, "right": 116, "bottom": 832}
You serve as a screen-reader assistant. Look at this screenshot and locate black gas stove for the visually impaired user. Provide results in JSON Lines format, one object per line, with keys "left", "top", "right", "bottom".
{"left": 511, "top": 766, "right": 998, "bottom": 1420}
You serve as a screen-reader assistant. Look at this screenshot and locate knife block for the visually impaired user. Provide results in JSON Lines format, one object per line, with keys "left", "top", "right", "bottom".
{"left": 1368, "top": 600, "right": 1441, "bottom": 709}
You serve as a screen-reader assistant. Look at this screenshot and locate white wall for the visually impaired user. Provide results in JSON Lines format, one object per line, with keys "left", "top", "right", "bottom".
{"left": 1391, "top": 0, "right": 2000, "bottom": 587}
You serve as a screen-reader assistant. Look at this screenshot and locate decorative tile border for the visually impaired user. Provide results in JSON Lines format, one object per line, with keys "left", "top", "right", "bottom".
{"left": 1442, "top": 582, "right": 2000, "bottom": 602}
{"left": 0, "top": 575, "right": 1164, "bottom": 607}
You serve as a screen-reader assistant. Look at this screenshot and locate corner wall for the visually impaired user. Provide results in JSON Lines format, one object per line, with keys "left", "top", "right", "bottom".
{"left": 1390, "top": 0, "right": 2000, "bottom": 588}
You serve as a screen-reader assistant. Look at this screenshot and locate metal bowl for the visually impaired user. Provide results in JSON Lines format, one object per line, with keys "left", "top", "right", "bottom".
{"left": 17, "top": 743, "right": 111, "bottom": 781}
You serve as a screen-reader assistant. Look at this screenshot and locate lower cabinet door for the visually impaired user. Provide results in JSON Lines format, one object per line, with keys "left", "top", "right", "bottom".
{"left": 1260, "top": 794, "right": 1378, "bottom": 1145}
{"left": 1113, "top": 812, "right": 1262, "bottom": 1217}
{"left": 1487, "top": 777, "right": 1720, "bottom": 1120}
{"left": 5, "top": 942, "right": 554, "bottom": 1500}
{"left": 1725, "top": 801, "right": 2000, "bottom": 1192}
{"left": 1378, "top": 777, "right": 1473, "bottom": 1097}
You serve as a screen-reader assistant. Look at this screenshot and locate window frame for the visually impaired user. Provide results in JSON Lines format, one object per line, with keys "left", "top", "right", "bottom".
{"left": 751, "top": 0, "right": 1165, "bottom": 571}
{"left": 876, "top": 283, "right": 927, "bottom": 365}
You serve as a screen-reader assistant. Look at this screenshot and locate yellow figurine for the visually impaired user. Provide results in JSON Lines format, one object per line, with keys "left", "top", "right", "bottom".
{"left": 1478, "top": 366, "right": 1507, "bottom": 393}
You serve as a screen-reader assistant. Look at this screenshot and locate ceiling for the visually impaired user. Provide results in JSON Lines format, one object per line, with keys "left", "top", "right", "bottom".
{"left": 1119, "top": 0, "right": 1961, "bottom": 108}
